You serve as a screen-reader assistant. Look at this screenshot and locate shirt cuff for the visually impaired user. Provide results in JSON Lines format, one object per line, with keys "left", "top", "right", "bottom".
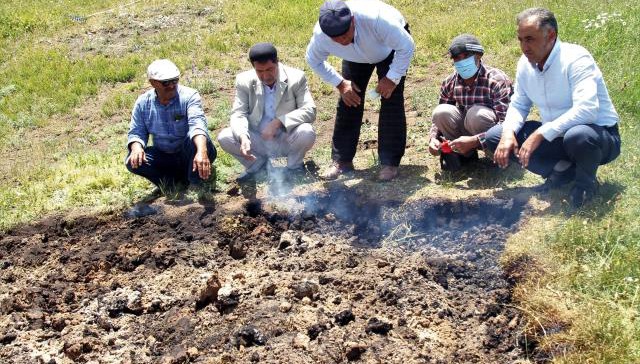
{"left": 538, "top": 123, "right": 560, "bottom": 141}
{"left": 127, "top": 137, "right": 146, "bottom": 149}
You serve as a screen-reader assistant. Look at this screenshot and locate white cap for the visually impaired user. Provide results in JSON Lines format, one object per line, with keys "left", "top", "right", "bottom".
{"left": 147, "top": 59, "right": 180, "bottom": 81}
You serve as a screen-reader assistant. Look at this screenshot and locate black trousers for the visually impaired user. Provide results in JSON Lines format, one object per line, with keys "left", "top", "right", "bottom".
{"left": 484, "top": 121, "right": 621, "bottom": 190}
{"left": 332, "top": 51, "right": 407, "bottom": 166}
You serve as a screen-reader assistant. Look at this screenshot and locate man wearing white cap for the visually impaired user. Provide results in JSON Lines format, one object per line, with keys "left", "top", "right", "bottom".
{"left": 126, "top": 59, "right": 216, "bottom": 190}
{"left": 305, "top": 0, "right": 415, "bottom": 181}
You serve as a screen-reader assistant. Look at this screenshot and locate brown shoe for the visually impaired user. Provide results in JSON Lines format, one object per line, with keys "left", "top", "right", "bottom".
{"left": 320, "top": 161, "right": 354, "bottom": 180}
{"left": 378, "top": 165, "right": 399, "bottom": 181}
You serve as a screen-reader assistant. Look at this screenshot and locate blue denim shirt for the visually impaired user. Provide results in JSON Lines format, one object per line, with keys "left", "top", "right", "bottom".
{"left": 127, "top": 85, "right": 209, "bottom": 153}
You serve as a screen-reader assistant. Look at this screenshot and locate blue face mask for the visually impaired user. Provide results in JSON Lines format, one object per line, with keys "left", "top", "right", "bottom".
{"left": 454, "top": 55, "right": 479, "bottom": 79}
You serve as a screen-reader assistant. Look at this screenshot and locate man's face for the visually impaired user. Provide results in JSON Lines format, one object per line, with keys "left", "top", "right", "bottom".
{"left": 253, "top": 60, "right": 279, "bottom": 87}
{"left": 330, "top": 18, "right": 355, "bottom": 46}
{"left": 150, "top": 78, "right": 179, "bottom": 100}
{"left": 517, "top": 18, "right": 556, "bottom": 65}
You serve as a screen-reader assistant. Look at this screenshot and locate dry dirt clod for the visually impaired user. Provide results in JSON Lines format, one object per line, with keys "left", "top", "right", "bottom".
{"left": 290, "top": 281, "right": 318, "bottom": 300}
{"left": 279, "top": 230, "right": 299, "bottom": 250}
{"left": 260, "top": 282, "right": 277, "bottom": 296}
{"left": 195, "top": 274, "right": 221, "bottom": 310}
{"left": 365, "top": 317, "right": 393, "bottom": 335}
{"left": 345, "top": 341, "right": 367, "bottom": 361}
{"left": 334, "top": 309, "right": 355, "bottom": 326}
{"left": 292, "top": 332, "right": 310, "bottom": 349}
{"left": 229, "top": 240, "right": 247, "bottom": 260}
{"left": 231, "top": 325, "right": 266, "bottom": 348}
{"left": 279, "top": 301, "right": 292, "bottom": 313}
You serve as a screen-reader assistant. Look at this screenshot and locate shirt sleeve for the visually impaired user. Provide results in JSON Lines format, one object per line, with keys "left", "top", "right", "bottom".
{"left": 537, "top": 54, "right": 600, "bottom": 141}
{"left": 127, "top": 98, "right": 149, "bottom": 149}
{"left": 502, "top": 61, "right": 532, "bottom": 134}
{"left": 229, "top": 75, "right": 251, "bottom": 140}
{"left": 186, "top": 91, "right": 208, "bottom": 140}
{"left": 305, "top": 29, "right": 344, "bottom": 87}
{"left": 375, "top": 18, "right": 415, "bottom": 82}
{"left": 490, "top": 75, "right": 513, "bottom": 123}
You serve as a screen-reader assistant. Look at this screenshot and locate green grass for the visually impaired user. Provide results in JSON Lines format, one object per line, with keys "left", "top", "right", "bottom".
{"left": 0, "top": 0, "right": 639, "bottom": 362}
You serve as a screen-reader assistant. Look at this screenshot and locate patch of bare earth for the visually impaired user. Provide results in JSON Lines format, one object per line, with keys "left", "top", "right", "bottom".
{"left": 0, "top": 185, "right": 544, "bottom": 363}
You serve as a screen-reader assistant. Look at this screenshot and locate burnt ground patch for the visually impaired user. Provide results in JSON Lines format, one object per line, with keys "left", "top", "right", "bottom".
{"left": 0, "top": 188, "right": 539, "bottom": 363}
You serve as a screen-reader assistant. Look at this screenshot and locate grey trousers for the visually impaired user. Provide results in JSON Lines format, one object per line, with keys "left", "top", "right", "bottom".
{"left": 484, "top": 121, "right": 621, "bottom": 190}
{"left": 217, "top": 123, "right": 316, "bottom": 172}
{"left": 431, "top": 104, "right": 497, "bottom": 140}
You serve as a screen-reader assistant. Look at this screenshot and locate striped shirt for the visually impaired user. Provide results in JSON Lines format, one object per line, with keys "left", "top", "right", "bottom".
{"left": 429, "top": 64, "right": 513, "bottom": 139}
{"left": 127, "top": 85, "right": 209, "bottom": 153}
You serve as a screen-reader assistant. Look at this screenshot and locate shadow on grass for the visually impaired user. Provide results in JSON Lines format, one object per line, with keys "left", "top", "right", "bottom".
{"left": 434, "top": 157, "right": 528, "bottom": 190}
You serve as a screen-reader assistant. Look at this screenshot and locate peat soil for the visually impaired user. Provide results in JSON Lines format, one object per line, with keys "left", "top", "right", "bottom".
{"left": 0, "top": 187, "right": 535, "bottom": 363}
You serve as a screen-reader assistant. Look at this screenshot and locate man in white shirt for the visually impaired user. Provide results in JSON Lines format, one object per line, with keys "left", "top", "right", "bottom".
{"left": 218, "top": 43, "right": 317, "bottom": 182}
{"left": 485, "top": 8, "right": 621, "bottom": 207}
{"left": 305, "top": 0, "right": 415, "bottom": 181}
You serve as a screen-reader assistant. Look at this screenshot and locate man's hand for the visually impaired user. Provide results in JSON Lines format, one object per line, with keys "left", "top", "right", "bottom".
{"left": 260, "top": 118, "right": 283, "bottom": 141}
{"left": 449, "top": 135, "right": 480, "bottom": 156}
{"left": 518, "top": 130, "right": 544, "bottom": 168}
{"left": 337, "top": 80, "right": 361, "bottom": 107}
{"left": 240, "top": 135, "right": 257, "bottom": 162}
{"left": 428, "top": 138, "right": 441, "bottom": 156}
{"left": 377, "top": 76, "right": 398, "bottom": 99}
{"left": 494, "top": 131, "right": 519, "bottom": 169}
{"left": 192, "top": 135, "right": 211, "bottom": 180}
{"left": 127, "top": 142, "right": 147, "bottom": 169}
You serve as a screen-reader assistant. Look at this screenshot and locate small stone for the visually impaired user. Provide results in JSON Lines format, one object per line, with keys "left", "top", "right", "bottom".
{"left": 290, "top": 281, "right": 318, "bottom": 300}
{"left": 279, "top": 230, "right": 298, "bottom": 249}
{"left": 231, "top": 325, "right": 266, "bottom": 348}
{"left": 186, "top": 347, "right": 199, "bottom": 359}
{"left": 376, "top": 260, "right": 390, "bottom": 268}
{"left": 301, "top": 297, "right": 312, "bottom": 305}
{"left": 195, "top": 274, "right": 221, "bottom": 310}
{"left": 279, "top": 301, "right": 292, "bottom": 313}
{"left": 345, "top": 341, "right": 367, "bottom": 361}
{"left": 229, "top": 240, "right": 247, "bottom": 260}
{"left": 292, "top": 332, "right": 309, "bottom": 349}
{"left": 260, "top": 283, "right": 277, "bottom": 296}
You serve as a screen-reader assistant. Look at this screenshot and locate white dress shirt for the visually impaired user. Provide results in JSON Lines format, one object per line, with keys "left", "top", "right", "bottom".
{"left": 503, "top": 39, "right": 619, "bottom": 141}
{"left": 305, "top": 0, "right": 415, "bottom": 87}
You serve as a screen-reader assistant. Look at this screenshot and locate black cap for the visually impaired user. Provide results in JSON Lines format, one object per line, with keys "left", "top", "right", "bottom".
{"left": 448, "top": 34, "right": 485, "bottom": 57}
{"left": 319, "top": 0, "right": 352, "bottom": 37}
{"left": 248, "top": 42, "right": 278, "bottom": 63}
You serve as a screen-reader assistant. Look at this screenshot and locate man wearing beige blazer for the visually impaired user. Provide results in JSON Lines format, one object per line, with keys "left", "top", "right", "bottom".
{"left": 218, "top": 43, "right": 317, "bottom": 182}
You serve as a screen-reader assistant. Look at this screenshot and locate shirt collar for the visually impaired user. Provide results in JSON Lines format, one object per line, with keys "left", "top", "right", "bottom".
{"left": 532, "top": 38, "right": 561, "bottom": 73}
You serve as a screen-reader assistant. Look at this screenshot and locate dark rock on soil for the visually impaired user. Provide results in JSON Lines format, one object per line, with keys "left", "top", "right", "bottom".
{"left": 231, "top": 325, "right": 266, "bottom": 348}
{"left": 334, "top": 309, "right": 355, "bottom": 326}
{"left": 365, "top": 318, "right": 392, "bottom": 335}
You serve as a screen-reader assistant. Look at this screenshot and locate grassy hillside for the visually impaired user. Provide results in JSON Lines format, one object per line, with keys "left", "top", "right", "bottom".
{"left": 0, "top": 0, "right": 638, "bottom": 362}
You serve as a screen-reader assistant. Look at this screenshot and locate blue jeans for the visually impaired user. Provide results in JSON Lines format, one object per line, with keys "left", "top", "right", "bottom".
{"left": 126, "top": 136, "right": 217, "bottom": 187}
{"left": 484, "top": 121, "right": 621, "bottom": 190}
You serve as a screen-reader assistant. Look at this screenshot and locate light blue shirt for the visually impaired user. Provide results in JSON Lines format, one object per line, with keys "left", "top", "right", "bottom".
{"left": 503, "top": 39, "right": 619, "bottom": 141}
{"left": 258, "top": 84, "right": 277, "bottom": 133}
{"left": 127, "top": 85, "right": 209, "bottom": 153}
{"left": 305, "top": 0, "right": 415, "bottom": 87}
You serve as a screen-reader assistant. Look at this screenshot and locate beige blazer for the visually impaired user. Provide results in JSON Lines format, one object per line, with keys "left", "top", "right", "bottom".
{"left": 229, "top": 63, "right": 316, "bottom": 140}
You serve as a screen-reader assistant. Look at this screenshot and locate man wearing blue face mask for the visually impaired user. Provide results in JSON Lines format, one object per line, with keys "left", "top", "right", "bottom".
{"left": 428, "top": 34, "right": 513, "bottom": 171}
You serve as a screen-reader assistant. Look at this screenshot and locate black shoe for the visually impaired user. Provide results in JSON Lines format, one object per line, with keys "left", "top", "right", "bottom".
{"left": 236, "top": 170, "right": 257, "bottom": 183}
{"left": 459, "top": 150, "right": 479, "bottom": 165}
{"left": 570, "top": 184, "right": 597, "bottom": 208}
{"left": 534, "top": 165, "right": 576, "bottom": 193}
{"left": 440, "top": 152, "right": 462, "bottom": 171}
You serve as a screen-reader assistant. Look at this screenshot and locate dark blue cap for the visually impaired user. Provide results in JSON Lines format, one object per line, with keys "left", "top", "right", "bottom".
{"left": 319, "top": 0, "right": 352, "bottom": 37}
